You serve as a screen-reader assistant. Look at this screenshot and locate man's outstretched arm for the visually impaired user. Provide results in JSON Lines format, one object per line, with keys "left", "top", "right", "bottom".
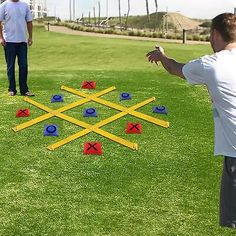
{"left": 146, "top": 46, "right": 186, "bottom": 79}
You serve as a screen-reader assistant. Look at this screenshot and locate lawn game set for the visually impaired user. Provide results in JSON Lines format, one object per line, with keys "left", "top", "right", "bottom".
{"left": 13, "top": 81, "right": 169, "bottom": 155}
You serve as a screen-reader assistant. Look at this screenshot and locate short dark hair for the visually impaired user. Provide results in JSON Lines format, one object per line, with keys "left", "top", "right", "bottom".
{"left": 211, "top": 13, "right": 236, "bottom": 42}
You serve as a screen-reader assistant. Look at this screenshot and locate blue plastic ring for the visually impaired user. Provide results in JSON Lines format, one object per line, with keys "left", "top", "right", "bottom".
{"left": 122, "top": 93, "right": 130, "bottom": 98}
{"left": 53, "top": 95, "right": 62, "bottom": 100}
{"left": 156, "top": 106, "right": 165, "bottom": 111}
{"left": 86, "top": 108, "right": 96, "bottom": 114}
{"left": 46, "top": 125, "right": 57, "bottom": 133}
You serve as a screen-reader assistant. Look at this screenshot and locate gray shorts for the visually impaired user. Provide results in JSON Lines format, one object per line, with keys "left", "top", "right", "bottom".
{"left": 220, "top": 156, "right": 236, "bottom": 228}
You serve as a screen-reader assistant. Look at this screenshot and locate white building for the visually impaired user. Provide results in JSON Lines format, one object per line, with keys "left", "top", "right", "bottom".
{"left": 26, "top": 0, "right": 47, "bottom": 19}
{"left": 0, "top": 0, "right": 47, "bottom": 19}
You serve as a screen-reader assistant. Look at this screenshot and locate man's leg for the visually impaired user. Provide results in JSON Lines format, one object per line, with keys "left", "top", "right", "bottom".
{"left": 220, "top": 156, "right": 236, "bottom": 228}
{"left": 4, "top": 43, "right": 17, "bottom": 94}
{"left": 17, "top": 42, "right": 29, "bottom": 95}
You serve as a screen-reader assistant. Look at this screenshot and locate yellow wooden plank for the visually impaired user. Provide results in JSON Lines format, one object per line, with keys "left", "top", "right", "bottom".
{"left": 47, "top": 129, "right": 91, "bottom": 151}
{"left": 48, "top": 97, "right": 155, "bottom": 150}
{"left": 25, "top": 98, "right": 91, "bottom": 129}
{"left": 49, "top": 112, "right": 138, "bottom": 150}
{"left": 13, "top": 87, "right": 116, "bottom": 132}
{"left": 62, "top": 85, "right": 124, "bottom": 111}
{"left": 61, "top": 86, "right": 116, "bottom": 98}
{"left": 23, "top": 97, "right": 137, "bottom": 150}
{"left": 48, "top": 127, "right": 138, "bottom": 151}
{"left": 25, "top": 97, "right": 52, "bottom": 112}
{"left": 94, "top": 97, "right": 155, "bottom": 128}
{"left": 58, "top": 86, "right": 116, "bottom": 113}
{"left": 62, "top": 86, "right": 170, "bottom": 128}
{"left": 12, "top": 113, "right": 53, "bottom": 132}
{"left": 15, "top": 85, "right": 168, "bottom": 151}
{"left": 130, "top": 110, "right": 170, "bottom": 128}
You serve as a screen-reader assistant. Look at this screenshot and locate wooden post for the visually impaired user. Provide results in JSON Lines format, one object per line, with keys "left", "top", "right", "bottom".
{"left": 183, "top": 29, "right": 186, "bottom": 44}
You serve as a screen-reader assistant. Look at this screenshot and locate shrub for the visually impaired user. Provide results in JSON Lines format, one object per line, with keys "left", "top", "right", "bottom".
{"left": 166, "top": 34, "right": 174, "bottom": 39}
{"left": 137, "top": 30, "right": 143, "bottom": 37}
{"left": 187, "top": 35, "right": 193, "bottom": 41}
{"left": 104, "top": 29, "right": 114, "bottom": 34}
{"left": 205, "top": 35, "right": 210, "bottom": 41}
{"left": 121, "top": 31, "right": 128, "bottom": 36}
{"left": 152, "top": 32, "right": 158, "bottom": 38}
{"left": 145, "top": 32, "right": 153, "bottom": 38}
{"left": 192, "top": 34, "right": 200, "bottom": 41}
{"left": 128, "top": 31, "right": 135, "bottom": 36}
{"left": 175, "top": 34, "right": 182, "bottom": 40}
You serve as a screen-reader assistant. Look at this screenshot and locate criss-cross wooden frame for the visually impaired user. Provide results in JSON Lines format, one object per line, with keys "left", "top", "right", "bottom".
{"left": 12, "top": 86, "right": 169, "bottom": 151}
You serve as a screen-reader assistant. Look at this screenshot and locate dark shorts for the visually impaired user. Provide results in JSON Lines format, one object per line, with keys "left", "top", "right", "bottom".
{"left": 220, "top": 156, "right": 236, "bottom": 228}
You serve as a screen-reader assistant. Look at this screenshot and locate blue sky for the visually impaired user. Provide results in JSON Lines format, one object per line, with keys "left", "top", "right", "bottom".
{"left": 46, "top": 0, "right": 236, "bottom": 20}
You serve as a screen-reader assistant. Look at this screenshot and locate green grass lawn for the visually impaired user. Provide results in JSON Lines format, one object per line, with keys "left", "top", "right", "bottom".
{"left": 0, "top": 26, "right": 235, "bottom": 235}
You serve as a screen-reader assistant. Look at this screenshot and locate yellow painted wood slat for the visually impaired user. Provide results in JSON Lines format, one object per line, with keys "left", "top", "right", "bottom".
{"left": 12, "top": 87, "right": 116, "bottom": 132}
{"left": 62, "top": 86, "right": 169, "bottom": 128}
{"left": 23, "top": 97, "right": 137, "bottom": 150}
{"left": 48, "top": 97, "right": 155, "bottom": 150}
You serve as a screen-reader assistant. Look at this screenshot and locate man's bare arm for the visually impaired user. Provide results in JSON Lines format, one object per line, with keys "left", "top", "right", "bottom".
{"left": 27, "top": 21, "right": 33, "bottom": 46}
{"left": 146, "top": 46, "right": 186, "bottom": 79}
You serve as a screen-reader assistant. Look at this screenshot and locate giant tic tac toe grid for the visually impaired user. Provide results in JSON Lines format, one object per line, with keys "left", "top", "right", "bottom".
{"left": 12, "top": 86, "right": 169, "bottom": 151}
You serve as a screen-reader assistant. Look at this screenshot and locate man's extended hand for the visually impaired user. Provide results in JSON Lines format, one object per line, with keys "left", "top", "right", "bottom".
{"left": 28, "top": 37, "right": 33, "bottom": 46}
{"left": 146, "top": 46, "right": 165, "bottom": 64}
{"left": 0, "top": 38, "right": 6, "bottom": 47}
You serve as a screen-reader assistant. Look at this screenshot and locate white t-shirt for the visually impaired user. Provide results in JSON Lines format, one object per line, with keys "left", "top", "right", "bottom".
{"left": 0, "top": 0, "right": 33, "bottom": 43}
{"left": 182, "top": 49, "right": 236, "bottom": 157}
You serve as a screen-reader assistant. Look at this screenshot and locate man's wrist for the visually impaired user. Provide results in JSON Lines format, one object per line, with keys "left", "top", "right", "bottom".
{"left": 158, "top": 52, "right": 166, "bottom": 62}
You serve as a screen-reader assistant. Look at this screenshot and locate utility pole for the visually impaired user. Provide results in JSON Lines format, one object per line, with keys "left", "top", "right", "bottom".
{"left": 145, "top": 0, "right": 151, "bottom": 31}
{"left": 98, "top": 1, "right": 101, "bottom": 26}
{"left": 73, "top": 0, "right": 75, "bottom": 21}
{"left": 69, "top": 0, "right": 72, "bottom": 21}
{"left": 89, "top": 11, "right": 91, "bottom": 24}
{"left": 106, "top": 0, "right": 108, "bottom": 18}
{"left": 118, "top": 0, "right": 121, "bottom": 28}
{"left": 154, "top": 0, "right": 158, "bottom": 31}
{"left": 125, "top": 0, "right": 130, "bottom": 30}
{"left": 93, "top": 7, "right": 97, "bottom": 26}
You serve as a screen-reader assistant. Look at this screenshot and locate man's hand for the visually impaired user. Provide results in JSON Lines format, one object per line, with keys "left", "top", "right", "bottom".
{"left": 0, "top": 38, "right": 6, "bottom": 47}
{"left": 147, "top": 45, "right": 185, "bottom": 78}
{"left": 28, "top": 37, "right": 33, "bottom": 46}
{"left": 146, "top": 46, "right": 165, "bottom": 64}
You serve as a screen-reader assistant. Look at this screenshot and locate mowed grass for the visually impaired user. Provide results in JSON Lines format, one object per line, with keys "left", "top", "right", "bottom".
{"left": 0, "top": 26, "right": 234, "bottom": 235}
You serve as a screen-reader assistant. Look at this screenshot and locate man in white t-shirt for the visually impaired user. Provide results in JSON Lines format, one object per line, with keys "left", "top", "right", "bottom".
{"left": 146, "top": 13, "right": 236, "bottom": 228}
{"left": 0, "top": 0, "right": 34, "bottom": 96}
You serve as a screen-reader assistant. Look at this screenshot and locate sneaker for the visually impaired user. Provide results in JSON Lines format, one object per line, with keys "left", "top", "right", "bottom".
{"left": 22, "top": 91, "right": 35, "bottom": 97}
{"left": 8, "top": 91, "right": 16, "bottom": 96}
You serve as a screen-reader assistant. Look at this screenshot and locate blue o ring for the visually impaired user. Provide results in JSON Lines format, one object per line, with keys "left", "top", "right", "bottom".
{"left": 86, "top": 108, "right": 96, "bottom": 115}
{"left": 156, "top": 106, "right": 165, "bottom": 111}
{"left": 46, "top": 125, "right": 57, "bottom": 133}
{"left": 122, "top": 93, "right": 130, "bottom": 98}
{"left": 53, "top": 95, "right": 62, "bottom": 100}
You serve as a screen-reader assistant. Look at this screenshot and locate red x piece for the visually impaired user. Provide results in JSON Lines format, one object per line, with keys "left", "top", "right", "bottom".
{"left": 82, "top": 81, "right": 96, "bottom": 89}
{"left": 16, "top": 109, "right": 30, "bottom": 117}
{"left": 84, "top": 142, "right": 102, "bottom": 155}
{"left": 126, "top": 122, "right": 142, "bottom": 134}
